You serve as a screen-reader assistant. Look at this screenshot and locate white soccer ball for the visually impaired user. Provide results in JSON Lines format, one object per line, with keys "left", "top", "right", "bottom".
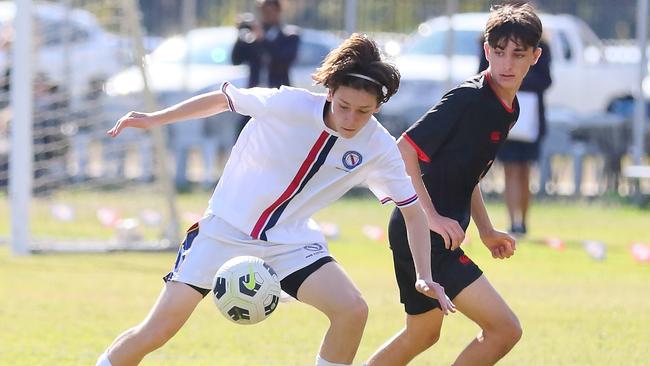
{"left": 212, "top": 256, "right": 281, "bottom": 325}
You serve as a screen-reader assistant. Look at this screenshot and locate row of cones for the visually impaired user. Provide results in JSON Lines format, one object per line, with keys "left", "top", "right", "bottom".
{"left": 322, "top": 220, "right": 650, "bottom": 264}
{"left": 50, "top": 205, "right": 650, "bottom": 264}
{"left": 542, "top": 237, "right": 650, "bottom": 263}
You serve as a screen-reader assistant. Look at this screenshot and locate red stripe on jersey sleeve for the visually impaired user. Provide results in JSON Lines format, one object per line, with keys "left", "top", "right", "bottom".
{"left": 402, "top": 133, "right": 431, "bottom": 163}
{"left": 395, "top": 194, "right": 418, "bottom": 207}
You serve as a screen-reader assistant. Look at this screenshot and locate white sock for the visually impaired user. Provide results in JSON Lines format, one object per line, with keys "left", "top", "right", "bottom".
{"left": 315, "top": 354, "right": 351, "bottom": 366}
{"left": 96, "top": 352, "right": 113, "bottom": 366}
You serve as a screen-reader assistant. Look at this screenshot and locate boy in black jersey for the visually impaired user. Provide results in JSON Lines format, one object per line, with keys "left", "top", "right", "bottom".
{"left": 367, "top": 3, "right": 543, "bottom": 365}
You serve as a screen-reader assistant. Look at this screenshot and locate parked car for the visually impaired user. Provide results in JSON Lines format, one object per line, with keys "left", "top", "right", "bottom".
{"left": 104, "top": 26, "right": 340, "bottom": 188}
{"left": 0, "top": 1, "right": 131, "bottom": 110}
{"left": 105, "top": 27, "right": 339, "bottom": 99}
{"left": 379, "top": 12, "right": 637, "bottom": 135}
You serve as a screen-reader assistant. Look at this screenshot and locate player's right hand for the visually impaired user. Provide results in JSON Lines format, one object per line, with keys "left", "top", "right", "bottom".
{"left": 427, "top": 213, "right": 465, "bottom": 250}
{"left": 107, "top": 111, "right": 153, "bottom": 137}
{"left": 415, "top": 279, "right": 456, "bottom": 315}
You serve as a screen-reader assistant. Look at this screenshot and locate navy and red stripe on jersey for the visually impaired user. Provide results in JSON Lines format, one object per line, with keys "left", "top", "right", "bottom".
{"left": 205, "top": 83, "right": 419, "bottom": 244}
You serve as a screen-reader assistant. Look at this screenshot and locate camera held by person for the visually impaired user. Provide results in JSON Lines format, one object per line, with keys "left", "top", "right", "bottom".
{"left": 231, "top": 0, "right": 300, "bottom": 89}
{"left": 235, "top": 12, "right": 261, "bottom": 44}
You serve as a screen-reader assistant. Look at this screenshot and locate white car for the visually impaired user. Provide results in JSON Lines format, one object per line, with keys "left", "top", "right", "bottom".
{"left": 105, "top": 27, "right": 339, "bottom": 99}
{"left": 380, "top": 12, "right": 637, "bottom": 134}
{"left": 0, "top": 1, "right": 130, "bottom": 110}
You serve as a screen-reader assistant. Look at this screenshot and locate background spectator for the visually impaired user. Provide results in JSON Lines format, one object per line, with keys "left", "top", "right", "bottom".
{"left": 231, "top": 0, "right": 300, "bottom": 133}
{"left": 479, "top": 39, "right": 552, "bottom": 236}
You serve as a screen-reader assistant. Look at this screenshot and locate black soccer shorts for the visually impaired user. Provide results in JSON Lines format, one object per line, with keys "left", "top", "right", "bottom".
{"left": 388, "top": 211, "right": 483, "bottom": 315}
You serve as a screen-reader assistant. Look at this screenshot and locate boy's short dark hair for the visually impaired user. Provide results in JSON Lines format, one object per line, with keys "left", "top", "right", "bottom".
{"left": 484, "top": 2, "right": 542, "bottom": 49}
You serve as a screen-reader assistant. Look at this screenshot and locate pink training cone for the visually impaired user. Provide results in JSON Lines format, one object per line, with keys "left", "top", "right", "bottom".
{"left": 544, "top": 237, "right": 565, "bottom": 250}
{"left": 362, "top": 224, "right": 385, "bottom": 241}
{"left": 140, "top": 209, "right": 162, "bottom": 227}
{"left": 631, "top": 243, "right": 650, "bottom": 263}
{"left": 50, "top": 203, "right": 75, "bottom": 222}
{"left": 318, "top": 221, "right": 340, "bottom": 241}
{"left": 96, "top": 207, "right": 120, "bottom": 227}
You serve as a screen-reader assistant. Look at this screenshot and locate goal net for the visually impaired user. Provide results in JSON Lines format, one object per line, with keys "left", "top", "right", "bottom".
{"left": 3, "top": 0, "right": 187, "bottom": 253}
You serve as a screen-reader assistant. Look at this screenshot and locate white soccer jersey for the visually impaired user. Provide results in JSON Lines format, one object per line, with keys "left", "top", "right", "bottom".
{"left": 205, "top": 82, "right": 418, "bottom": 244}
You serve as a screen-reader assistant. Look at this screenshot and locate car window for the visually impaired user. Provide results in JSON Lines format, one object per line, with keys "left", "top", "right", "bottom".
{"left": 68, "top": 23, "right": 90, "bottom": 42}
{"left": 403, "top": 29, "right": 483, "bottom": 56}
{"left": 38, "top": 19, "right": 90, "bottom": 46}
{"left": 295, "top": 40, "right": 330, "bottom": 67}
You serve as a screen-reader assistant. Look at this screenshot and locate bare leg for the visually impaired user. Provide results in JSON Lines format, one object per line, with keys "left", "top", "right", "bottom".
{"left": 366, "top": 309, "right": 445, "bottom": 366}
{"left": 518, "top": 163, "right": 531, "bottom": 229}
{"left": 503, "top": 163, "right": 520, "bottom": 228}
{"left": 105, "top": 281, "right": 204, "bottom": 366}
{"left": 452, "top": 276, "right": 522, "bottom": 366}
{"left": 504, "top": 163, "right": 531, "bottom": 231}
{"left": 297, "top": 262, "right": 369, "bottom": 364}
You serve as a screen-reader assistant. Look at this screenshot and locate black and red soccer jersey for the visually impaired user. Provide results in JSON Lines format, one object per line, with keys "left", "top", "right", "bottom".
{"left": 403, "top": 72, "right": 519, "bottom": 231}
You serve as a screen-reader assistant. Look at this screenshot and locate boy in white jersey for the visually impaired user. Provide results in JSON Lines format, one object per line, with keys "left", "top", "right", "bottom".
{"left": 96, "top": 34, "right": 455, "bottom": 366}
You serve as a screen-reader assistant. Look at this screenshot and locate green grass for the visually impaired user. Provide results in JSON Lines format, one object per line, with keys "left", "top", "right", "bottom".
{"left": 1, "top": 196, "right": 649, "bottom": 365}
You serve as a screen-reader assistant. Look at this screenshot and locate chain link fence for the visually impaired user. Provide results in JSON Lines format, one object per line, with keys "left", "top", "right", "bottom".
{"left": 134, "top": 0, "right": 639, "bottom": 40}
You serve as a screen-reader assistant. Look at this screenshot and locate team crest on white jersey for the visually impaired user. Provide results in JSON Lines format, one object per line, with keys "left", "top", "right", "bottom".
{"left": 342, "top": 151, "right": 363, "bottom": 169}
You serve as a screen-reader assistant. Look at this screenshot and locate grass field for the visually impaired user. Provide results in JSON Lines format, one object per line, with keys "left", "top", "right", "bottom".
{"left": 1, "top": 194, "right": 649, "bottom": 365}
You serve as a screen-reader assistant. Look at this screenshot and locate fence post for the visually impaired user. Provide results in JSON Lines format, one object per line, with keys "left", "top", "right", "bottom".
{"left": 633, "top": 0, "right": 648, "bottom": 202}
{"left": 345, "top": 0, "right": 358, "bottom": 35}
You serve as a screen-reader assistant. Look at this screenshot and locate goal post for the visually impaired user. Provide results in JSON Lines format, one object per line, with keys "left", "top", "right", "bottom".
{"left": 9, "top": 0, "right": 33, "bottom": 255}
{"left": 7, "top": 0, "right": 181, "bottom": 254}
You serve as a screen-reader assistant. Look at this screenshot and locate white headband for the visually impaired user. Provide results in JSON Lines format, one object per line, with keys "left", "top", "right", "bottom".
{"left": 347, "top": 73, "right": 388, "bottom": 97}
{"left": 347, "top": 72, "right": 381, "bottom": 85}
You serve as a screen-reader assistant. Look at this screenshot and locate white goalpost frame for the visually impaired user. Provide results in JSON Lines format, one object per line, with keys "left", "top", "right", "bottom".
{"left": 10, "top": 0, "right": 34, "bottom": 255}
{"left": 9, "top": 0, "right": 182, "bottom": 254}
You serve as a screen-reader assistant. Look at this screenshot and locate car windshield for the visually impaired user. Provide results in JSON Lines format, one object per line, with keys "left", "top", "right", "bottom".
{"left": 403, "top": 29, "right": 483, "bottom": 56}
{"left": 151, "top": 34, "right": 233, "bottom": 65}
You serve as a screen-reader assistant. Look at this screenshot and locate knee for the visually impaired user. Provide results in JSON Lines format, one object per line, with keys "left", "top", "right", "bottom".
{"left": 329, "top": 293, "right": 369, "bottom": 327}
{"left": 345, "top": 294, "right": 369, "bottom": 324}
{"left": 507, "top": 317, "right": 523, "bottom": 345}
{"left": 486, "top": 315, "right": 522, "bottom": 349}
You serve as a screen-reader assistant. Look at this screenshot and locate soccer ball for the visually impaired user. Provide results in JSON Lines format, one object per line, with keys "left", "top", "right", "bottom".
{"left": 212, "top": 256, "right": 281, "bottom": 325}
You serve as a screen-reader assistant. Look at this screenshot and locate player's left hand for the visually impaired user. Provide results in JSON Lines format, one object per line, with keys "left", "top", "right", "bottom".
{"left": 107, "top": 111, "right": 155, "bottom": 137}
{"left": 415, "top": 279, "right": 456, "bottom": 315}
{"left": 481, "top": 229, "right": 516, "bottom": 259}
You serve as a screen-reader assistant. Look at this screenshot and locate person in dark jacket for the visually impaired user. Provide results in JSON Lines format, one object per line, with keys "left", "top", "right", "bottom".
{"left": 231, "top": 0, "right": 300, "bottom": 89}
{"left": 479, "top": 38, "right": 552, "bottom": 236}
{"left": 231, "top": 0, "right": 300, "bottom": 134}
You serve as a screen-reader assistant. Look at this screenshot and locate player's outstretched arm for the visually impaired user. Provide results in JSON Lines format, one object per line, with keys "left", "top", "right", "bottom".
{"left": 107, "top": 91, "right": 229, "bottom": 137}
{"left": 470, "top": 185, "right": 516, "bottom": 259}
{"left": 400, "top": 202, "right": 456, "bottom": 315}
